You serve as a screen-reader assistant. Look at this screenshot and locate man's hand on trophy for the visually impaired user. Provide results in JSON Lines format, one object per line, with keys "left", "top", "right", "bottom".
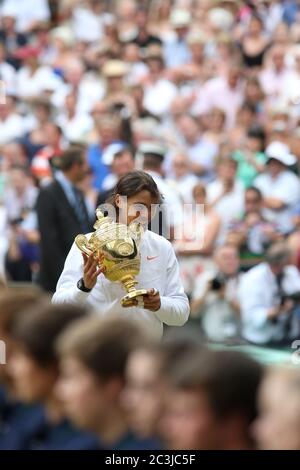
{"left": 122, "top": 289, "right": 160, "bottom": 310}
{"left": 82, "top": 253, "right": 105, "bottom": 290}
{"left": 141, "top": 288, "right": 161, "bottom": 312}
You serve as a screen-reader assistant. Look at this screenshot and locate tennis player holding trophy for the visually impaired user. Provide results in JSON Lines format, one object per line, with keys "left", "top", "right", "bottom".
{"left": 52, "top": 171, "right": 189, "bottom": 339}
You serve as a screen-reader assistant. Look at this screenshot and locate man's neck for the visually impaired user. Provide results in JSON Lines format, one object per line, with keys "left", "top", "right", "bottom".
{"left": 61, "top": 171, "right": 76, "bottom": 185}
{"left": 221, "top": 436, "right": 252, "bottom": 450}
{"left": 44, "top": 393, "right": 66, "bottom": 425}
{"left": 96, "top": 406, "right": 129, "bottom": 447}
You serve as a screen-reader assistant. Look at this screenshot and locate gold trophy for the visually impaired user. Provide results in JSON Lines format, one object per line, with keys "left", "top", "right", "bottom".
{"left": 75, "top": 209, "right": 148, "bottom": 306}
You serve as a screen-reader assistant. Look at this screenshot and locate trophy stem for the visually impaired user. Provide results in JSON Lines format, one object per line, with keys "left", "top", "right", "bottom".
{"left": 121, "top": 274, "right": 138, "bottom": 294}
{"left": 120, "top": 275, "right": 148, "bottom": 307}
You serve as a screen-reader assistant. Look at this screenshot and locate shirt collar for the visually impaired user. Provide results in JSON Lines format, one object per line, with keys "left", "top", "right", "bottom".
{"left": 55, "top": 171, "right": 74, "bottom": 192}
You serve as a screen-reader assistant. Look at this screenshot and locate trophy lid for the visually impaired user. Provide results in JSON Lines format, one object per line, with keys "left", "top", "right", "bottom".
{"left": 92, "top": 209, "right": 144, "bottom": 247}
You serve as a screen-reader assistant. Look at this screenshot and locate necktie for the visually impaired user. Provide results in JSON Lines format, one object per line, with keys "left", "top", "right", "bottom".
{"left": 72, "top": 186, "right": 91, "bottom": 233}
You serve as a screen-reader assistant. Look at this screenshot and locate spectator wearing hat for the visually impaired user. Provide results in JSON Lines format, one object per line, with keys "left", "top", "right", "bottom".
{"left": 102, "top": 59, "right": 128, "bottom": 96}
{"left": 167, "top": 30, "right": 207, "bottom": 84}
{"left": 253, "top": 141, "right": 300, "bottom": 233}
{"left": 101, "top": 59, "right": 135, "bottom": 114}
{"left": 239, "top": 242, "right": 300, "bottom": 346}
{"left": 49, "top": 26, "right": 75, "bottom": 76}
{"left": 163, "top": 9, "right": 192, "bottom": 68}
{"left": 141, "top": 142, "right": 183, "bottom": 238}
{"left": 184, "top": 30, "right": 207, "bottom": 79}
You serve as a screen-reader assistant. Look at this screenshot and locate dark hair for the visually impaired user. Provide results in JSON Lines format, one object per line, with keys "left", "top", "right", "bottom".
{"left": 192, "top": 183, "right": 206, "bottom": 198}
{"left": 143, "top": 154, "right": 163, "bottom": 171}
{"left": 250, "top": 13, "right": 264, "bottom": 27}
{"left": 239, "top": 101, "right": 257, "bottom": 115}
{"left": 55, "top": 145, "right": 86, "bottom": 172}
{"left": 0, "top": 287, "right": 44, "bottom": 332}
{"left": 131, "top": 327, "right": 205, "bottom": 377}
{"left": 114, "top": 147, "right": 134, "bottom": 160}
{"left": 12, "top": 303, "right": 88, "bottom": 367}
{"left": 247, "top": 124, "right": 265, "bottom": 148}
{"left": 265, "top": 242, "right": 291, "bottom": 266}
{"left": 168, "top": 349, "right": 263, "bottom": 423}
{"left": 56, "top": 316, "right": 146, "bottom": 382}
{"left": 46, "top": 123, "right": 63, "bottom": 135}
{"left": 107, "top": 170, "right": 162, "bottom": 207}
{"left": 246, "top": 186, "right": 262, "bottom": 200}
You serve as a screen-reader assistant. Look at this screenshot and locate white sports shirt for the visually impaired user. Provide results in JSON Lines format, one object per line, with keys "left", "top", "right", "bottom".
{"left": 52, "top": 230, "right": 190, "bottom": 339}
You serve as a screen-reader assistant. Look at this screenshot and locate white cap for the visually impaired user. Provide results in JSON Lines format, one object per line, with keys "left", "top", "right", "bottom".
{"left": 265, "top": 141, "right": 296, "bottom": 166}
{"left": 138, "top": 142, "right": 166, "bottom": 159}
{"left": 208, "top": 8, "right": 234, "bottom": 32}
{"left": 170, "top": 9, "right": 191, "bottom": 28}
{"left": 102, "top": 142, "right": 128, "bottom": 165}
{"left": 102, "top": 60, "right": 128, "bottom": 78}
{"left": 51, "top": 26, "right": 74, "bottom": 47}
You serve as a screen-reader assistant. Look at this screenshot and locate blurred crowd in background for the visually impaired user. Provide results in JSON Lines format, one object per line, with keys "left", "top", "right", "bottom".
{"left": 0, "top": 0, "right": 300, "bottom": 452}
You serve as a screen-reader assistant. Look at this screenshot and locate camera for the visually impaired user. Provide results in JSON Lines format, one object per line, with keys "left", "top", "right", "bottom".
{"left": 281, "top": 291, "right": 300, "bottom": 304}
{"left": 10, "top": 217, "right": 24, "bottom": 226}
{"left": 210, "top": 275, "right": 226, "bottom": 291}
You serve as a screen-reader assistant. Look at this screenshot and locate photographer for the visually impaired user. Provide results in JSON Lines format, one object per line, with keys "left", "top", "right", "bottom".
{"left": 239, "top": 242, "right": 300, "bottom": 346}
{"left": 190, "top": 244, "right": 241, "bottom": 342}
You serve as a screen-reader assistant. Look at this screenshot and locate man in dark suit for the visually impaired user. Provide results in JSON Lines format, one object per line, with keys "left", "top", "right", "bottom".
{"left": 36, "top": 146, "right": 94, "bottom": 292}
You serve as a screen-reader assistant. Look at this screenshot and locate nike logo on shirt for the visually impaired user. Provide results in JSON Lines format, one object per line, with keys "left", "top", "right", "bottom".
{"left": 147, "top": 256, "right": 158, "bottom": 261}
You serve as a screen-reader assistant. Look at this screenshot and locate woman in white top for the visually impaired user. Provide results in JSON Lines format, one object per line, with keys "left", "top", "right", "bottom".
{"left": 173, "top": 183, "right": 220, "bottom": 296}
{"left": 52, "top": 170, "right": 189, "bottom": 339}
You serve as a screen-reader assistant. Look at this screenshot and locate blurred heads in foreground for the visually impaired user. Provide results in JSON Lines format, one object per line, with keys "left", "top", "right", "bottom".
{"left": 253, "top": 367, "right": 300, "bottom": 450}
{"left": 162, "top": 349, "right": 263, "bottom": 450}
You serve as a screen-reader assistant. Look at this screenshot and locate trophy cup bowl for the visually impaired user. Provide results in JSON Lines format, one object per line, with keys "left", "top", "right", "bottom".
{"left": 75, "top": 209, "right": 148, "bottom": 307}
